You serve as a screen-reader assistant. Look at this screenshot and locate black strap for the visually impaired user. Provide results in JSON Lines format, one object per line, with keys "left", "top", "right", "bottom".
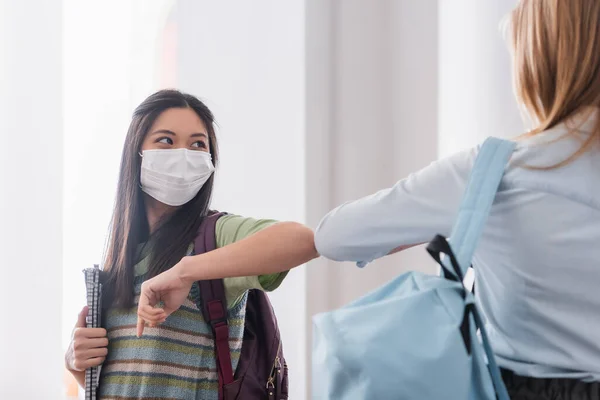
{"left": 426, "top": 235, "right": 474, "bottom": 353}
{"left": 426, "top": 234, "right": 465, "bottom": 283}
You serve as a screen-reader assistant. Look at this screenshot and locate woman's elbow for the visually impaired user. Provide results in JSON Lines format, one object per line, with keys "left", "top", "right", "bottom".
{"left": 281, "top": 221, "right": 319, "bottom": 260}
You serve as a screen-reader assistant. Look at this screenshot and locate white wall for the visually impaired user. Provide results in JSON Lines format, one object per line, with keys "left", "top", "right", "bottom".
{"left": 0, "top": 0, "right": 64, "bottom": 398}
{"left": 438, "top": 0, "right": 522, "bottom": 156}
{"left": 305, "top": 0, "right": 440, "bottom": 394}
{"left": 175, "top": 1, "right": 308, "bottom": 398}
{"left": 305, "top": 0, "right": 439, "bottom": 321}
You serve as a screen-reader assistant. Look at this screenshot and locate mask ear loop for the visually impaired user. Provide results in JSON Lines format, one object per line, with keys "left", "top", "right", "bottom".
{"left": 138, "top": 151, "right": 144, "bottom": 188}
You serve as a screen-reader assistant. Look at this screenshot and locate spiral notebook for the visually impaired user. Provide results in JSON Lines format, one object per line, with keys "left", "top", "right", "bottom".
{"left": 83, "top": 264, "right": 103, "bottom": 400}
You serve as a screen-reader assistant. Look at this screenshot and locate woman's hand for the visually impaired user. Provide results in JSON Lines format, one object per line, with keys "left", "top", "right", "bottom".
{"left": 136, "top": 260, "right": 192, "bottom": 337}
{"left": 65, "top": 306, "right": 108, "bottom": 373}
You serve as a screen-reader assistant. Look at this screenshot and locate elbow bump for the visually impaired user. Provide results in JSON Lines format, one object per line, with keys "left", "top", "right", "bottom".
{"left": 314, "top": 224, "right": 347, "bottom": 261}
{"left": 280, "top": 222, "right": 318, "bottom": 257}
{"left": 298, "top": 224, "right": 319, "bottom": 258}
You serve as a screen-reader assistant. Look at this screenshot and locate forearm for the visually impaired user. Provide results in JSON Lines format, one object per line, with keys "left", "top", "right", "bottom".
{"left": 388, "top": 243, "right": 423, "bottom": 256}
{"left": 180, "top": 222, "right": 318, "bottom": 281}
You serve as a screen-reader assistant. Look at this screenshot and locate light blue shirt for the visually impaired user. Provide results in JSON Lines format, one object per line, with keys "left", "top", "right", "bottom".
{"left": 315, "top": 112, "right": 600, "bottom": 381}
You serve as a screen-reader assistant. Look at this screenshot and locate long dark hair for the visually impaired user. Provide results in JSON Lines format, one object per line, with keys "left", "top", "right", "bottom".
{"left": 103, "top": 89, "right": 219, "bottom": 308}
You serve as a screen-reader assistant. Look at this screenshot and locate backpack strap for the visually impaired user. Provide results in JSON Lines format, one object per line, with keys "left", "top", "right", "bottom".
{"left": 448, "top": 137, "right": 516, "bottom": 278}
{"left": 445, "top": 137, "right": 515, "bottom": 400}
{"left": 194, "top": 212, "right": 235, "bottom": 394}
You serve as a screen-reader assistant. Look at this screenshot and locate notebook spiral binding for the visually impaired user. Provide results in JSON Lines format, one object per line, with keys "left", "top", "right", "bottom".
{"left": 83, "top": 264, "right": 103, "bottom": 400}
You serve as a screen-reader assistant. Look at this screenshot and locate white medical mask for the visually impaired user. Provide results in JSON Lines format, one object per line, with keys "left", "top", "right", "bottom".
{"left": 140, "top": 148, "right": 215, "bottom": 206}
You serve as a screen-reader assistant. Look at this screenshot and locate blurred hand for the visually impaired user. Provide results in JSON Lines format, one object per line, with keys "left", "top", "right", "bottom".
{"left": 136, "top": 260, "right": 191, "bottom": 337}
{"left": 65, "top": 306, "right": 108, "bottom": 371}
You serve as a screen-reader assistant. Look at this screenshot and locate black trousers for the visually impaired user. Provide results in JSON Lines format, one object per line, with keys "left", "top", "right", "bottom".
{"left": 502, "top": 369, "right": 600, "bottom": 400}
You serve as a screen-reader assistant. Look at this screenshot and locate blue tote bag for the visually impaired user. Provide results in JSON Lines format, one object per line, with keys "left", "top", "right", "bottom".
{"left": 312, "top": 138, "right": 514, "bottom": 400}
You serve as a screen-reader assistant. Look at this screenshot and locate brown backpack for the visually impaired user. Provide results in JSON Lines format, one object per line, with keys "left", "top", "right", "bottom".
{"left": 195, "top": 212, "right": 288, "bottom": 400}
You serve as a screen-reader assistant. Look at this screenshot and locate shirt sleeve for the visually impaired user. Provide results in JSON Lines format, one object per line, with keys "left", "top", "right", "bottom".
{"left": 216, "top": 214, "right": 289, "bottom": 308}
{"left": 315, "top": 146, "right": 477, "bottom": 267}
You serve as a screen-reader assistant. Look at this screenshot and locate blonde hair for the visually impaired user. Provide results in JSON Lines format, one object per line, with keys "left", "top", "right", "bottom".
{"left": 511, "top": 0, "right": 600, "bottom": 168}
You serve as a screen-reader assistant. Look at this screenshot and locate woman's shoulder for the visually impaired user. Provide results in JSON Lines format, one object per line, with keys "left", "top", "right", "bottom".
{"left": 510, "top": 132, "right": 598, "bottom": 175}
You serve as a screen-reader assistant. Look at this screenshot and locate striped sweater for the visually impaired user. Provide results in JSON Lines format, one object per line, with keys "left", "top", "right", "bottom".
{"left": 99, "top": 277, "right": 247, "bottom": 399}
{"left": 97, "top": 215, "right": 287, "bottom": 400}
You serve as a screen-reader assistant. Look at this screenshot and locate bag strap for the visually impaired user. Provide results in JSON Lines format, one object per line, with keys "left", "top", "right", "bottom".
{"left": 194, "top": 212, "right": 235, "bottom": 394}
{"left": 473, "top": 305, "right": 510, "bottom": 400}
{"left": 447, "top": 137, "right": 516, "bottom": 279}
{"left": 428, "top": 236, "right": 510, "bottom": 400}
{"left": 445, "top": 137, "right": 514, "bottom": 400}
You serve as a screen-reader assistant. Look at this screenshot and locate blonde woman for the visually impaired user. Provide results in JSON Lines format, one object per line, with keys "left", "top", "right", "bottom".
{"left": 315, "top": 1, "right": 600, "bottom": 399}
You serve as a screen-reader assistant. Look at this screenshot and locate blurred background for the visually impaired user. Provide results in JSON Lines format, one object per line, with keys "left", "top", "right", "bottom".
{"left": 0, "top": 0, "right": 522, "bottom": 398}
